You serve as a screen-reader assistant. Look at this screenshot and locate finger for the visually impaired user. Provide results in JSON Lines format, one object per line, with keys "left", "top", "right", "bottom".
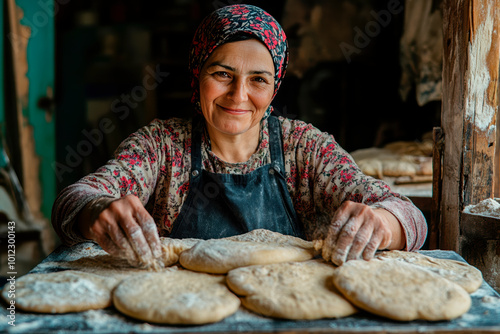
{"left": 362, "top": 228, "right": 385, "bottom": 261}
{"left": 331, "top": 216, "right": 361, "bottom": 265}
{"left": 321, "top": 210, "right": 349, "bottom": 262}
{"left": 346, "top": 222, "right": 373, "bottom": 261}
{"left": 136, "top": 211, "right": 162, "bottom": 258}
{"left": 101, "top": 222, "right": 137, "bottom": 261}
{"left": 94, "top": 232, "right": 123, "bottom": 258}
{"left": 121, "top": 218, "right": 154, "bottom": 263}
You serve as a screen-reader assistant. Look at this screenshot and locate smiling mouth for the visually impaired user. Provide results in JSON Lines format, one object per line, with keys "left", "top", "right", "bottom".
{"left": 219, "top": 105, "right": 250, "bottom": 114}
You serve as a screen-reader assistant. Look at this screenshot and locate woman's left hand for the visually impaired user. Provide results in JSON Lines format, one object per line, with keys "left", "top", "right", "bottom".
{"left": 317, "top": 201, "right": 405, "bottom": 266}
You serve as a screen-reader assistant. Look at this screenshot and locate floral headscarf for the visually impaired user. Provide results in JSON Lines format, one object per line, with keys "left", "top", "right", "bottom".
{"left": 188, "top": 4, "right": 288, "bottom": 117}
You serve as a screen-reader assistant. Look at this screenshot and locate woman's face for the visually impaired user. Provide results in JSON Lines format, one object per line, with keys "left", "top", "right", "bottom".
{"left": 199, "top": 39, "right": 275, "bottom": 137}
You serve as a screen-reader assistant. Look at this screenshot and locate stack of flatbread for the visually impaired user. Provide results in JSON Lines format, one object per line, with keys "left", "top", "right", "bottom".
{"left": 1, "top": 229, "right": 484, "bottom": 324}
{"left": 350, "top": 139, "right": 433, "bottom": 181}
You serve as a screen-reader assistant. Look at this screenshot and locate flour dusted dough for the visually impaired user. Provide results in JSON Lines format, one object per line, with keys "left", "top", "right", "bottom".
{"left": 55, "top": 237, "right": 201, "bottom": 277}
{"left": 350, "top": 147, "right": 432, "bottom": 178}
{"left": 226, "top": 259, "right": 358, "bottom": 320}
{"left": 224, "top": 229, "right": 313, "bottom": 249}
{"left": 332, "top": 258, "right": 471, "bottom": 321}
{"left": 1, "top": 270, "right": 115, "bottom": 313}
{"left": 128, "top": 237, "right": 202, "bottom": 269}
{"left": 179, "top": 229, "right": 316, "bottom": 273}
{"left": 158, "top": 237, "right": 201, "bottom": 266}
{"left": 376, "top": 250, "right": 483, "bottom": 293}
{"left": 113, "top": 269, "right": 240, "bottom": 324}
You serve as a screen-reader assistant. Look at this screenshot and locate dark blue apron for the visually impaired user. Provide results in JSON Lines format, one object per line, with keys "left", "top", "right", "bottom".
{"left": 169, "top": 115, "right": 304, "bottom": 239}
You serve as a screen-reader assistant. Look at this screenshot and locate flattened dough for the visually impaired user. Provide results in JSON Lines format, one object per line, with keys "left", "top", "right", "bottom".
{"left": 47, "top": 237, "right": 201, "bottom": 278}
{"left": 1, "top": 270, "right": 115, "bottom": 313}
{"left": 225, "top": 229, "right": 314, "bottom": 249}
{"left": 113, "top": 269, "right": 240, "bottom": 324}
{"left": 332, "top": 258, "right": 471, "bottom": 321}
{"left": 376, "top": 250, "right": 483, "bottom": 293}
{"left": 158, "top": 237, "right": 201, "bottom": 266}
{"left": 180, "top": 229, "right": 316, "bottom": 273}
{"left": 226, "top": 260, "right": 358, "bottom": 320}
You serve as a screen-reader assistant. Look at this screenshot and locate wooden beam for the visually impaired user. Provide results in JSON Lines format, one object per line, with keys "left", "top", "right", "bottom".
{"left": 441, "top": 0, "right": 499, "bottom": 251}
{"left": 461, "top": 0, "right": 499, "bottom": 206}
{"left": 496, "top": 81, "right": 500, "bottom": 197}
{"left": 461, "top": 212, "right": 500, "bottom": 240}
{"left": 430, "top": 127, "right": 444, "bottom": 249}
{"left": 441, "top": 0, "right": 468, "bottom": 251}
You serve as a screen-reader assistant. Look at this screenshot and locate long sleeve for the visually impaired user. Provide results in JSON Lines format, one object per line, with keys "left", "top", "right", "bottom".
{"left": 280, "top": 117, "right": 428, "bottom": 250}
{"left": 51, "top": 119, "right": 175, "bottom": 246}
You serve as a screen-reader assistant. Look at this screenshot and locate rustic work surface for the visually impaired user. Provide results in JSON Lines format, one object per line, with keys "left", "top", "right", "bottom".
{"left": 1, "top": 242, "right": 500, "bottom": 334}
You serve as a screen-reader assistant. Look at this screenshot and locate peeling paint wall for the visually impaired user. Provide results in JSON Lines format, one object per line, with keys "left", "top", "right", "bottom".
{"left": 5, "top": 0, "right": 57, "bottom": 256}
{"left": 463, "top": 0, "right": 500, "bottom": 293}
{"left": 8, "top": 3, "right": 44, "bottom": 221}
{"left": 466, "top": 3, "right": 497, "bottom": 132}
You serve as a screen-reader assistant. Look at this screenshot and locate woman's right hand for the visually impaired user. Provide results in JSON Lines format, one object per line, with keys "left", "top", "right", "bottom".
{"left": 77, "top": 195, "right": 162, "bottom": 265}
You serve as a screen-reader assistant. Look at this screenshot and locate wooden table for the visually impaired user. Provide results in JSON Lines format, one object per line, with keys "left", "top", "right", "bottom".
{"left": 1, "top": 242, "right": 500, "bottom": 334}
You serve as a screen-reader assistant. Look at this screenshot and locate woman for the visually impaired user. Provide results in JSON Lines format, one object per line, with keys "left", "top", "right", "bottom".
{"left": 52, "top": 4, "right": 427, "bottom": 267}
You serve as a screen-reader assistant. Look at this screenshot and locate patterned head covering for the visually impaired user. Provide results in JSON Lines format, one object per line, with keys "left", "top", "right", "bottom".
{"left": 189, "top": 4, "right": 288, "bottom": 117}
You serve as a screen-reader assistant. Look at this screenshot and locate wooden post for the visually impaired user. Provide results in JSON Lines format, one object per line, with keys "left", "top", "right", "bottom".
{"left": 430, "top": 127, "right": 444, "bottom": 249}
{"left": 496, "top": 81, "right": 500, "bottom": 198}
{"left": 441, "top": 0, "right": 499, "bottom": 251}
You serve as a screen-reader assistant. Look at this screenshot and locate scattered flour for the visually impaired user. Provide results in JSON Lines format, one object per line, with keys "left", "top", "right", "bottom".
{"left": 3, "top": 271, "right": 114, "bottom": 314}
{"left": 463, "top": 198, "right": 500, "bottom": 218}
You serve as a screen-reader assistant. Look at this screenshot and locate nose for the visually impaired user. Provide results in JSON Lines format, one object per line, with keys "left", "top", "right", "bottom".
{"left": 228, "top": 78, "right": 248, "bottom": 103}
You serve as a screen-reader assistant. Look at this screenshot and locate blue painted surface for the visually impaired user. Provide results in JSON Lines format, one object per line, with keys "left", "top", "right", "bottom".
{"left": 15, "top": 0, "right": 56, "bottom": 219}
{"left": 0, "top": 0, "right": 5, "bottom": 148}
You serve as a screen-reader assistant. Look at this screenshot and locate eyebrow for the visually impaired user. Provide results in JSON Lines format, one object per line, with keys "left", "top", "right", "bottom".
{"left": 206, "top": 61, "right": 273, "bottom": 77}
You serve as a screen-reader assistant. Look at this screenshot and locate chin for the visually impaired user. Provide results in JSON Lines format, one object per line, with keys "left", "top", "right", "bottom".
{"left": 217, "top": 123, "right": 251, "bottom": 136}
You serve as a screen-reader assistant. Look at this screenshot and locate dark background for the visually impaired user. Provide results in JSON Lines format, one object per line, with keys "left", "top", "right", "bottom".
{"left": 54, "top": 0, "right": 440, "bottom": 191}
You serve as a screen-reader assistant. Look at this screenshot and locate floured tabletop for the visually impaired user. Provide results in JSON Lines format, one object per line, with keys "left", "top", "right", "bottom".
{"left": 1, "top": 242, "right": 500, "bottom": 334}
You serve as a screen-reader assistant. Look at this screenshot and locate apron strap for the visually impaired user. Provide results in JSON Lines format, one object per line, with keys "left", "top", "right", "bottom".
{"left": 268, "top": 116, "right": 285, "bottom": 173}
{"left": 190, "top": 116, "right": 204, "bottom": 176}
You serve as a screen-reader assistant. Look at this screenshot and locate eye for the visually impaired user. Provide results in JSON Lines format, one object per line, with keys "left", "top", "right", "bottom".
{"left": 214, "top": 71, "right": 231, "bottom": 79}
{"left": 253, "top": 76, "right": 269, "bottom": 84}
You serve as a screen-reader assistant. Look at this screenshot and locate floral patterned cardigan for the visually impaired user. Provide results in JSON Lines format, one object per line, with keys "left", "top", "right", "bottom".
{"left": 52, "top": 116, "right": 428, "bottom": 249}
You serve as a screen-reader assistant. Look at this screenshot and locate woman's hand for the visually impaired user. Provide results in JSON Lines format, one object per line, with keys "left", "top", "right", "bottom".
{"left": 317, "top": 201, "right": 405, "bottom": 266}
{"left": 77, "top": 195, "right": 162, "bottom": 265}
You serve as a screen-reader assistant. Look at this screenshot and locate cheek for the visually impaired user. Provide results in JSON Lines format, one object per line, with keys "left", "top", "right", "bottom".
{"left": 199, "top": 78, "right": 220, "bottom": 102}
{"left": 253, "top": 88, "right": 274, "bottom": 110}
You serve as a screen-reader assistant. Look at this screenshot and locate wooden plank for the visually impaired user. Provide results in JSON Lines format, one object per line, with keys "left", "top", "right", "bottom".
{"left": 430, "top": 127, "right": 444, "bottom": 249}
{"left": 461, "top": 0, "right": 499, "bottom": 206}
{"left": 441, "top": 0, "right": 469, "bottom": 251}
{"left": 441, "top": 0, "right": 500, "bottom": 251}
{"left": 496, "top": 96, "right": 500, "bottom": 197}
{"left": 461, "top": 212, "right": 500, "bottom": 240}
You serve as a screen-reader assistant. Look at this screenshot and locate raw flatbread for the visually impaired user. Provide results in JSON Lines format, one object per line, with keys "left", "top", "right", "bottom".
{"left": 332, "top": 258, "right": 471, "bottom": 321}
{"left": 128, "top": 237, "right": 202, "bottom": 270}
{"left": 158, "top": 236, "right": 201, "bottom": 266}
{"left": 44, "top": 237, "right": 201, "bottom": 277}
{"left": 350, "top": 147, "right": 432, "bottom": 178}
{"left": 224, "top": 229, "right": 314, "bottom": 249}
{"left": 376, "top": 250, "right": 483, "bottom": 293}
{"left": 113, "top": 269, "right": 240, "bottom": 324}
{"left": 226, "top": 259, "right": 358, "bottom": 320}
{"left": 179, "top": 229, "right": 316, "bottom": 274}
{"left": 1, "top": 270, "right": 115, "bottom": 313}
